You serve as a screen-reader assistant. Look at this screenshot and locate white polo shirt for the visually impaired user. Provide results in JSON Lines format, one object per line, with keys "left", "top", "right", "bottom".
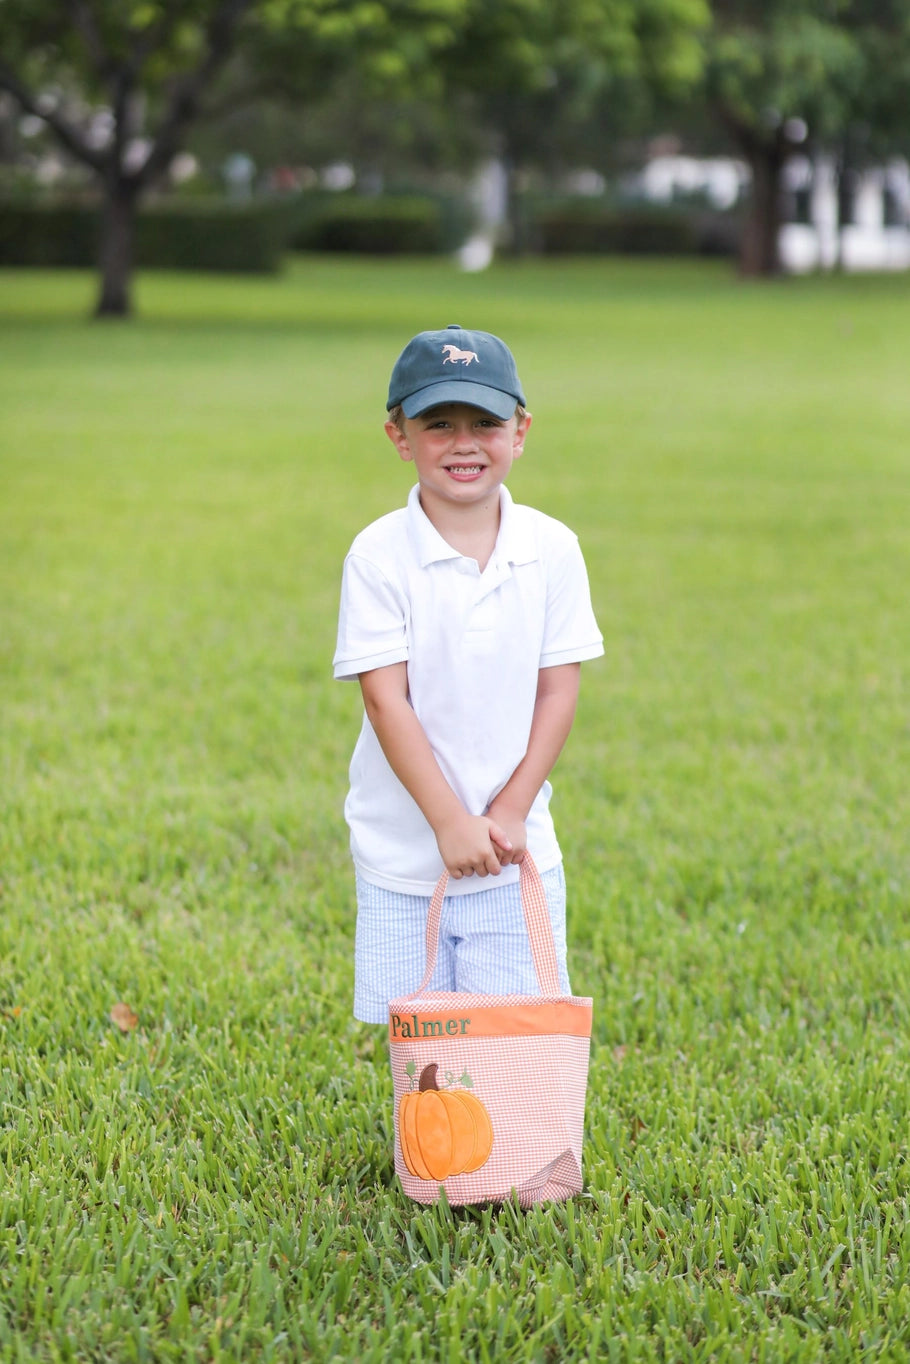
{"left": 333, "top": 484, "right": 603, "bottom": 895}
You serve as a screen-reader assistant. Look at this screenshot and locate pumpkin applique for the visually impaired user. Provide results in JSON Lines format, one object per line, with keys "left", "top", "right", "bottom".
{"left": 399, "top": 1063, "right": 494, "bottom": 1180}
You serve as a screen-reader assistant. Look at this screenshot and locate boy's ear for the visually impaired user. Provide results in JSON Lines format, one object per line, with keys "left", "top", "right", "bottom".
{"left": 385, "top": 418, "right": 413, "bottom": 462}
{"left": 512, "top": 411, "right": 532, "bottom": 459}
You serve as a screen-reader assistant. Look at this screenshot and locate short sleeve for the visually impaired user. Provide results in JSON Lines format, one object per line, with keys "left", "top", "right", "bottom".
{"left": 539, "top": 532, "right": 604, "bottom": 668}
{"left": 333, "top": 553, "right": 410, "bottom": 681}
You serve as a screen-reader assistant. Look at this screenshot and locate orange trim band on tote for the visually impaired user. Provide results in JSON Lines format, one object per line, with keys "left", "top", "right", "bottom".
{"left": 389, "top": 1002, "right": 592, "bottom": 1043}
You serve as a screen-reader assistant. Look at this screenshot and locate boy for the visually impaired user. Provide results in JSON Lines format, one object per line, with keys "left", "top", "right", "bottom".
{"left": 334, "top": 324, "right": 603, "bottom": 1023}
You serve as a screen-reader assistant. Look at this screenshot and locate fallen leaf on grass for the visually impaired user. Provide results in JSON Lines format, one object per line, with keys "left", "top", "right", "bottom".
{"left": 2, "top": 1005, "right": 22, "bottom": 1019}
{"left": 110, "top": 1002, "right": 139, "bottom": 1033}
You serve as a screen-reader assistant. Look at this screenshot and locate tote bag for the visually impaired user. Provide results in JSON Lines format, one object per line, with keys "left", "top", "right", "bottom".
{"left": 388, "top": 854, "right": 592, "bottom": 1207}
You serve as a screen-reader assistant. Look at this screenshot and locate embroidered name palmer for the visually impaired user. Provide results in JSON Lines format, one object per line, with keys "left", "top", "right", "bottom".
{"left": 390, "top": 1013, "right": 471, "bottom": 1039}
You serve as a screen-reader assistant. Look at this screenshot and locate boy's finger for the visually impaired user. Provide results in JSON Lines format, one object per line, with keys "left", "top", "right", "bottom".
{"left": 488, "top": 823, "right": 513, "bottom": 852}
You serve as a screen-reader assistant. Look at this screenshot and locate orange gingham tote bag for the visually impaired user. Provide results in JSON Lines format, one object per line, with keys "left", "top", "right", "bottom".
{"left": 388, "top": 855, "right": 593, "bottom": 1207}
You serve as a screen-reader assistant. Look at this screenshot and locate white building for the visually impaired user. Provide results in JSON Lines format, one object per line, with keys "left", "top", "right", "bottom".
{"left": 632, "top": 151, "right": 910, "bottom": 272}
{"left": 779, "top": 155, "right": 910, "bottom": 272}
{"left": 632, "top": 153, "right": 750, "bottom": 211}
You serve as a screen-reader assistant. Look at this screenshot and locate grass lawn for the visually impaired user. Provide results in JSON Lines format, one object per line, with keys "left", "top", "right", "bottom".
{"left": 2, "top": 256, "right": 910, "bottom": 1362}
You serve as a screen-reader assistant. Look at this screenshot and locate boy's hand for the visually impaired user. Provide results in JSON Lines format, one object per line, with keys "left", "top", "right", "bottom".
{"left": 484, "top": 799, "right": 528, "bottom": 866}
{"left": 436, "top": 813, "right": 513, "bottom": 879}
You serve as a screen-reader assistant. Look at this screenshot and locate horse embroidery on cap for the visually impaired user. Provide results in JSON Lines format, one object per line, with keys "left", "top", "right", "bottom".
{"left": 441, "top": 344, "right": 479, "bottom": 366}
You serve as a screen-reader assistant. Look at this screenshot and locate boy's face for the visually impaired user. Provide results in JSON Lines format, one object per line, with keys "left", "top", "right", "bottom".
{"left": 384, "top": 402, "right": 531, "bottom": 514}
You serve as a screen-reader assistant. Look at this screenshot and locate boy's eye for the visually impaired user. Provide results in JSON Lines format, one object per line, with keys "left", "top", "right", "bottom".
{"left": 421, "top": 413, "right": 502, "bottom": 430}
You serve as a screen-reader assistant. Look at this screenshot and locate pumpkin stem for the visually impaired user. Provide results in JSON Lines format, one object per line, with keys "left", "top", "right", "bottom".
{"left": 418, "top": 1063, "right": 440, "bottom": 1092}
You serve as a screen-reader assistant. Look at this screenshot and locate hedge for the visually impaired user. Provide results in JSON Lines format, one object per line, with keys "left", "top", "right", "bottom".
{"left": 290, "top": 195, "right": 450, "bottom": 254}
{"left": 136, "top": 201, "right": 289, "bottom": 271}
{"left": 0, "top": 201, "right": 99, "bottom": 267}
{"left": 535, "top": 203, "right": 701, "bottom": 255}
{"left": 0, "top": 199, "right": 288, "bottom": 271}
{"left": 0, "top": 193, "right": 740, "bottom": 267}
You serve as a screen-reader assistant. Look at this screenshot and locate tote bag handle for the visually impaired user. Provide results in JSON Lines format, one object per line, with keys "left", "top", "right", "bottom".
{"left": 406, "top": 854, "right": 562, "bottom": 999}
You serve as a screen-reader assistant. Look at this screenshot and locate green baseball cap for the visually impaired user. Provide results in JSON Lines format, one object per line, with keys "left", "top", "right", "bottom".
{"left": 387, "top": 324, "right": 526, "bottom": 420}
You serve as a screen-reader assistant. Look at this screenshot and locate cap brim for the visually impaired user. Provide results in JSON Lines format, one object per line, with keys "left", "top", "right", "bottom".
{"left": 398, "top": 380, "right": 521, "bottom": 421}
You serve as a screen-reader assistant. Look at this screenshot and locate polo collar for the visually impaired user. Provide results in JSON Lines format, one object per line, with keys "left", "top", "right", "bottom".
{"left": 406, "top": 484, "right": 538, "bottom": 569}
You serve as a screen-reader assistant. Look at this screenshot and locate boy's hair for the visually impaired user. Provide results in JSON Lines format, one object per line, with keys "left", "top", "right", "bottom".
{"left": 387, "top": 402, "right": 528, "bottom": 434}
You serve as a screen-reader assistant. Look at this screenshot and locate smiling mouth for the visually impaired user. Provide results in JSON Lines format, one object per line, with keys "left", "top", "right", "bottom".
{"left": 445, "top": 464, "right": 484, "bottom": 475}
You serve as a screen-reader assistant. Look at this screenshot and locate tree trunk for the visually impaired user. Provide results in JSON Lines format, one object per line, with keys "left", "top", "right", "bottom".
{"left": 740, "top": 142, "right": 785, "bottom": 277}
{"left": 95, "top": 177, "right": 139, "bottom": 318}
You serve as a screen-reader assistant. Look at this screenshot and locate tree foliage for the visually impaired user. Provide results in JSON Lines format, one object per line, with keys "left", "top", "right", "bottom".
{"left": 425, "top": 0, "right": 709, "bottom": 248}
{"left": 0, "top": 0, "right": 469, "bottom": 313}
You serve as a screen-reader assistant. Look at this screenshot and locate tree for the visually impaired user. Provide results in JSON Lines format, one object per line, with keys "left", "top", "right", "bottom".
{"left": 430, "top": 0, "right": 710, "bottom": 253}
{"left": 0, "top": 0, "right": 468, "bottom": 316}
{"left": 827, "top": 1, "right": 910, "bottom": 264}
{"left": 699, "top": 2, "right": 871, "bottom": 275}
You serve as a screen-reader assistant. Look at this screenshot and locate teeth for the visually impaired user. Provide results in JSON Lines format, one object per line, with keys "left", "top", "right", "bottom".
{"left": 449, "top": 465, "right": 482, "bottom": 473}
